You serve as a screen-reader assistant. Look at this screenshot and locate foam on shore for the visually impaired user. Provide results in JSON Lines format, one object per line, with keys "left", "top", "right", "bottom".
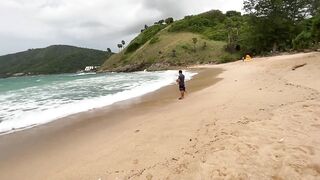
{"left": 0, "top": 70, "right": 196, "bottom": 135}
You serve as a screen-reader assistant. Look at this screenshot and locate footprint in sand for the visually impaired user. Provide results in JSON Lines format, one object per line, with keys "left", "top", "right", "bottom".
{"left": 307, "top": 164, "right": 320, "bottom": 174}
{"left": 146, "top": 174, "right": 153, "bottom": 180}
{"left": 304, "top": 146, "right": 316, "bottom": 155}
{"left": 133, "top": 159, "right": 139, "bottom": 165}
{"left": 311, "top": 124, "right": 320, "bottom": 129}
{"left": 237, "top": 118, "right": 250, "bottom": 125}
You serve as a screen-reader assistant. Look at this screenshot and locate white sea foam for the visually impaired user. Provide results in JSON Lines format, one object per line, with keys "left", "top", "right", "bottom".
{"left": 0, "top": 70, "right": 196, "bottom": 135}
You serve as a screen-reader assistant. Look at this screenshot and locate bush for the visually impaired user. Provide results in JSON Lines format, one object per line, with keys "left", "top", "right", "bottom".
{"left": 178, "top": 43, "right": 193, "bottom": 52}
{"left": 312, "top": 14, "right": 320, "bottom": 42}
{"left": 165, "top": 17, "right": 174, "bottom": 24}
{"left": 217, "top": 54, "right": 235, "bottom": 63}
{"left": 226, "top": 11, "right": 241, "bottom": 17}
{"left": 201, "top": 10, "right": 225, "bottom": 23}
{"left": 293, "top": 31, "right": 313, "bottom": 50}
{"left": 149, "top": 36, "right": 160, "bottom": 44}
{"left": 167, "top": 10, "right": 242, "bottom": 42}
{"left": 126, "top": 25, "right": 166, "bottom": 53}
{"left": 203, "top": 26, "right": 228, "bottom": 41}
{"left": 168, "top": 16, "right": 213, "bottom": 33}
{"left": 126, "top": 42, "right": 141, "bottom": 52}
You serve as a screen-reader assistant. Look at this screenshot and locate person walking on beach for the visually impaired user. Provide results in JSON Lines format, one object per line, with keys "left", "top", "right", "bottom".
{"left": 176, "top": 70, "right": 185, "bottom": 100}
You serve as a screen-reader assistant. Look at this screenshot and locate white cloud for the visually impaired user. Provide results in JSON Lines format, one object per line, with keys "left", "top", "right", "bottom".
{"left": 0, "top": 0, "right": 243, "bottom": 55}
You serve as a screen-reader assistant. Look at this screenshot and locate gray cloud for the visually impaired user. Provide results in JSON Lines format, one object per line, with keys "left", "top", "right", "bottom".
{"left": 0, "top": 0, "right": 243, "bottom": 55}
{"left": 141, "top": 0, "right": 186, "bottom": 18}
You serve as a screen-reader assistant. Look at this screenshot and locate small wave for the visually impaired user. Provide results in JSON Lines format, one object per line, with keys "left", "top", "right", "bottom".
{"left": 0, "top": 70, "right": 197, "bottom": 135}
{"left": 74, "top": 72, "right": 97, "bottom": 76}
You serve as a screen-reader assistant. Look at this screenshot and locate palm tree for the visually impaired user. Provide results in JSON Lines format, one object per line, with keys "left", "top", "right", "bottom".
{"left": 117, "top": 44, "right": 123, "bottom": 52}
{"left": 158, "top": 20, "right": 164, "bottom": 24}
{"left": 165, "top": 17, "right": 174, "bottom": 24}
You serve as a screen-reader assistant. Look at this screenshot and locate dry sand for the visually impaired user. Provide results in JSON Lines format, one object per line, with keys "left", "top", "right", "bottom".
{"left": 0, "top": 52, "right": 319, "bottom": 180}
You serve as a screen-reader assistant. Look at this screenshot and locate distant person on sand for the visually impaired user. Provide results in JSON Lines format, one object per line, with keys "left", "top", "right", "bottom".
{"left": 176, "top": 70, "right": 185, "bottom": 100}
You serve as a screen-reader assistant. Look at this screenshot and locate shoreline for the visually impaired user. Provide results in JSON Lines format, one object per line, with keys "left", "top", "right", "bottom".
{"left": 0, "top": 68, "right": 222, "bottom": 139}
{"left": 0, "top": 52, "right": 319, "bottom": 179}
{"left": 0, "top": 68, "right": 223, "bottom": 179}
{"left": 0, "top": 70, "right": 198, "bottom": 136}
{"left": 2, "top": 50, "right": 318, "bottom": 79}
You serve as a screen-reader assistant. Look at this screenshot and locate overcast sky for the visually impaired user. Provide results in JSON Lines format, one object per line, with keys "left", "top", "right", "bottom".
{"left": 0, "top": 0, "right": 243, "bottom": 55}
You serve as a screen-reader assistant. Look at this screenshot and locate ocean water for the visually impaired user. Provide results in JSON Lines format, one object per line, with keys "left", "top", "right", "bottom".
{"left": 0, "top": 71, "right": 196, "bottom": 135}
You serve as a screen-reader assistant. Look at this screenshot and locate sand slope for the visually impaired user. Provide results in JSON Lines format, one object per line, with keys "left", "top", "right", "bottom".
{"left": 100, "top": 52, "right": 320, "bottom": 180}
{"left": 0, "top": 52, "right": 319, "bottom": 180}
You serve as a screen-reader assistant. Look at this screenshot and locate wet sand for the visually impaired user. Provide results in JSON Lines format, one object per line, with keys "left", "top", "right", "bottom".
{"left": 1, "top": 52, "right": 320, "bottom": 179}
{"left": 0, "top": 68, "right": 222, "bottom": 179}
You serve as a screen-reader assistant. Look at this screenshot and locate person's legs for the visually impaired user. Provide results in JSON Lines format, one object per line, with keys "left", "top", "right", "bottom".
{"left": 180, "top": 91, "right": 184, "bottom": 99}
{"left": 179, "top": 86, "right": 185, "bottom": 100}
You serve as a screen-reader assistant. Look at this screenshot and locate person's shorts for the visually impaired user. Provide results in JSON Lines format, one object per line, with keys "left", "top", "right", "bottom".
{"left": 179, "top": 85, "right": 186, "bottom": 91}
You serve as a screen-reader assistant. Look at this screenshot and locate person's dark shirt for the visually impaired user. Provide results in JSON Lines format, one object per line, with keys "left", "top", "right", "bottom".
{"left": 178, "top": 74, "right": 185, "bottom": 86}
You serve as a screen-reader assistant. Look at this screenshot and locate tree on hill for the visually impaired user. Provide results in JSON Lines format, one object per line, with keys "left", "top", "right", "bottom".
{"left": 225, "top": 16, "right": 242, "bottom": 52}
{"left": 192, "top": 38, "right": 198, "bottom": 52}
{"left": 158, "top": 20, "right": 164, "bottom": 24}
{"left": 312, "top": 13, "right": 320, "bottom": 42}
{"left": 117, "top": 44, "right": 123, "bottom": 52}
{"left": 226, "top": 11, "right": 241, "bottom": 17}
{"left": 201, "top": 10, "right": 225, "bottom": 23}
{"left": 293, "top": 12, "right": 320, "bottom": 50}
{"left": 126, "top": 25, "right": 167, "bottom": 54}
{"left": 310, "top": 0, "right": 320, "bottom": 16}
{"left": 243, "top": 0, "right": 315, "bottom": 53}
{"left": 165, "top": 17, "right": 174, "bottom": 24}
{"left": 171, "top": 49, "right": 176, "bottom": 57}
{"left": 202, "top": 41, "right": 207, "bottom": 50}
{"left": 107, "top": 48, "right": 112, "bottom": 53}
{"left": 121, "top": 40, "right": 126, "bottom": 47}
{"left": 0, "top": 45, "right": 110, "bottom": 76}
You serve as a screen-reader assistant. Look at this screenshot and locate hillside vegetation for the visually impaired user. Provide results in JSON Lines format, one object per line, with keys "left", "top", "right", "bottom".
{"left": 102, "top": 0, "right": 319, "bottom": 72}
{"left": 101, "top": 10, "right": 243, "bottom": 72}
{"left": 0, "top": 45, "right": 111, "bottom": 77}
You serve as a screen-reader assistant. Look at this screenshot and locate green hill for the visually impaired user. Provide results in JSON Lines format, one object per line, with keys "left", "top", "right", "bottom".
{"left": 101, "top": 10, "right": 244, "bottom": 72}
{"left": 101, "top": 5, "right": 320, "bottom": 72}
{"left": 0, "top": 45, "right": 112, "bottom": 77}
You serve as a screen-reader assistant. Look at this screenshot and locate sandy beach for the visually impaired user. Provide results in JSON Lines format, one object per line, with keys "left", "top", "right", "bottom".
{"left": 0, "top": 52, "right": 320, "bottom": 179}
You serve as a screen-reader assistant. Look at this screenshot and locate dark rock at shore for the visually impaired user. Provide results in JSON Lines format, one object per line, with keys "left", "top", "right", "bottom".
{"left": 0, "top": 74, "right": 10, "bottom": 78}
{"left": 111, "top": 63, "right": 147, "bottom": 72}
{"left": 104, "top": 62, "right": 178, "bottom": 72}
{"left": 107, "top": 62, "right": 171, "bottom": 72}
{"left": 147, "top": 62, "right": 171, "bottom": 71}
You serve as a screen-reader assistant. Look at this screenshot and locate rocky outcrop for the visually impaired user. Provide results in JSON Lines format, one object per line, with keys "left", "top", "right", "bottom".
{"left": 104, "top": 62, "right": 175, "bottom": 72}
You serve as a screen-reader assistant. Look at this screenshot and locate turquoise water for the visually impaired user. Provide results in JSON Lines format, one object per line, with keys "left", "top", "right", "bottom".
{"left": 0, "top": 71, "right": 195, "bottom": 134}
